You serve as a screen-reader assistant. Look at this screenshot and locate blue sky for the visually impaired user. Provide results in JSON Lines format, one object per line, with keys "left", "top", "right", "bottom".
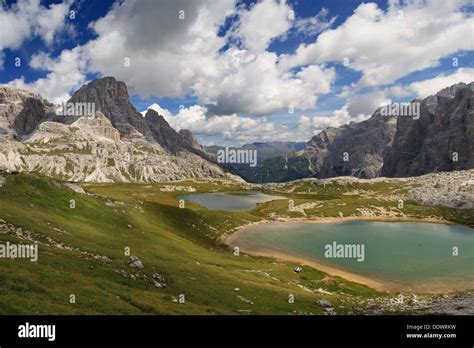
{"left": 1, "top": 0, "right": 473, "bottom": 145}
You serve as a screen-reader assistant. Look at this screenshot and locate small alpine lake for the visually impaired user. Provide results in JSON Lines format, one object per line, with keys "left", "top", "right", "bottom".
{"left": 177, "top": 192, "right": 286, "bottom": 211}
{"left": 225, "top": 220, "right": 474, "bottom": 292}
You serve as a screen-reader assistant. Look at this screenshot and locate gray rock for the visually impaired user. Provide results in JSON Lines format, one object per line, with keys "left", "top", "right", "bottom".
{"left": 229, "top": 82, "right": 473, "bottom": 183}
{"left": 152, "top": 273, "right": 166, "bottom": 288}
{"left": 0, "top": 86, "right": 55, "bottom": 139}
{"left": 317, "top": 300, "right": 332, "bottom": 308}
{"left": 243, "top": 107, "right": 397, "bottom": 182}
{"left": 382, "top": 82, "right": 474, "bottom": 177}
{"left": 324, "top": 308, "right": 336, "bottom": 315}
{"left": 128, "top": 256, "right": 144, "bottom": 269}
{"left": 0, "top": 79, "right": 231, "bottom": 183}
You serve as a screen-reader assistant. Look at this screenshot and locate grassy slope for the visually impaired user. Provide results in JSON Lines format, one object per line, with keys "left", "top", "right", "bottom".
{"left": 0, "top": 173, "right": 471, "bottom": 314}
{"left": 0, "top": 174, "right": 376, "bottom": 315}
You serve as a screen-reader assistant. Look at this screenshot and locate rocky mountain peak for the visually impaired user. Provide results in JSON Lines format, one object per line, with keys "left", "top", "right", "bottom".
{"left": 67, "top": 77, "right": 208, "bottom": 157}
{"left": 144, "top": 108, "right": 169, "bottom": 127}
{"left": 179, "top": 129, "right": 205, "bottom": 152}
{"left": 0, "top": 86, "right": 55, "bottom": 139}
{"left": 67, "top": 76, "right": 151, "bottom": 140}
{"left": 0, "top": 78, "right": 231, "bottom": 183}
{"left": 435, "top": 82, "right": 474, "bottom": 99}
{"left": 381, "top": 81, "right": 474, "bottom": 177}
{"left": 69, "top": 76, "right": 133, "bottom": 113}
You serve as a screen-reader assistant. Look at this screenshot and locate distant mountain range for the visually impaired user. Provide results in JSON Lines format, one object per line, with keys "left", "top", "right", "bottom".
{"left": 0, "top": 78, "right": 472, "bottom": 183}
{"left": 228, "top": 82, "right": 473, "bottom": 183}
{"left": 205, "top": 141, "right": 305, "bottom": 181}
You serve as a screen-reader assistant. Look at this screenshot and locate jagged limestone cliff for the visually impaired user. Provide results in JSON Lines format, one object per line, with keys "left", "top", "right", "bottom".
{"left": 0, "top": 78, "right": 232, "bottom": 183}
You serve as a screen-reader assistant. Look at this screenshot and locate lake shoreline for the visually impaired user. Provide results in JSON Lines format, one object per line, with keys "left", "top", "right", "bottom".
{"left": 221, "top": 216, "right": 470, "bottom": 293}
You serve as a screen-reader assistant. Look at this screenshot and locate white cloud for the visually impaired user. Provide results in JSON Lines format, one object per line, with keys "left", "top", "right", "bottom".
{"left": 199, "top": 50, "right": 336, "bottom": 115}
{"left": 404, "top": 68, "right": 474, "bottom": 98}
{"left": 296, "top": 105, "right": 372, "bottom": 140}
{"left": 280, "top": 0, "right": 474, "bottom": 87}
{"left": 345, "top": 90, "right": 391, "bottom": 118}
{"left": 82, "top": 0, "right": 336, "bottom": 116}
{"left": 0, "top": 0, "right": 72, "bottom": 49}
{"left": 231, "top": 0, "right": 292, "bottom": 53}
{"left": 293, "top": 7, "right": 337, "bottom": 37}
{"left": 379, "top": 68, "right": 474, "bottom": 100}
{"left": 34, "top": 0, "right": 72, "bottom": 45}
{"left": 296, "top": 64, "right": 336, "bottom": 94}
{"left": 8, "top": 47, "right": 88, "bottom": 104}
{"left": 141, "top": 103, "right": 173, "bottom": 119}
{"left": 85, "top": 0, "right": 234, "bottom": 98}
{"left": 142, "top": 100, "right": 376, "bottom": 145}
{"left": 141, "top": 103, "right": 301, "bottom": 144}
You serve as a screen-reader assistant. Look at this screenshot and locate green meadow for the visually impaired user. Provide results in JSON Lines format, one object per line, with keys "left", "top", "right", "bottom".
{"left": 0, "top": 173, "right": 471, "bottom": 314}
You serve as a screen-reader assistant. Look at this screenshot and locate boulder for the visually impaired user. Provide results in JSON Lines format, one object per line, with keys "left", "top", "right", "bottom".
{"left": 128, "top": 256, "right": 144, "bottom": 269}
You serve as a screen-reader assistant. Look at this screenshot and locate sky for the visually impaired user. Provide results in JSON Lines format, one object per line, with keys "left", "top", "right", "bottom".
{"left": 0, "top": 0, "right": 473, "bottom": 146}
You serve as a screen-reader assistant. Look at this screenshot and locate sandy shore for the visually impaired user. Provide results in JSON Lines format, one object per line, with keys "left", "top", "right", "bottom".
{"left": 222, "top": 216, "right": 459, "bottom": 293}
{"left": 273, "top": 215, "right": 454, "bottom": 225}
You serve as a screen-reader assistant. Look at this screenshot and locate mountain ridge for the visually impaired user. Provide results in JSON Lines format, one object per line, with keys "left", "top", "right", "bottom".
{"left": 229, "top": 82, "right": 474, "bottom": 183}
{"left": 0, "top": 78, "right": 234, "bottom": 183}
{"left": 1, "top": 79, "right": 472, "bottom": 183}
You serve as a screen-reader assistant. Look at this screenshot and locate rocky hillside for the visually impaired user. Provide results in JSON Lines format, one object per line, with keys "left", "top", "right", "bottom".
{"left": 243, "top": 112, "right": 397, "bottom": 183}
{"left": 0, "top": 86, "right": 56, "bottom": 139}
{"left": 0, "top": 78, "right": 231, "bottom": 183}
{"left": 240, "top": 82, "right": 473, "bottom": 183}
{"left": 381, "top": 82, "right": 474, "bottom": 176}
{"left": 206, "top": 141, "right": 305, "bottom": 163}
{"left": 205, "top": 141, "right": 305, "bottom": 182}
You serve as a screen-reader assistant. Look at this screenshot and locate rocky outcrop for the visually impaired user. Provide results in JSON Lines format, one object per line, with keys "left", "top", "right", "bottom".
{"left": 406, "top": 169, "right": 474, "bottom": 209}
{"left": 236, "top": 82, "right": 473, "bottom": 183}
{"left": 66, "top": 77, "right": 152, "bottom": 140}
{"left": 0, "top": 79, "right": 231, "bottom": 183}
{"left": 144, "top": 109, "right": 187, "bottom": 154}
{"left": 244, "top": 113, "right": 397, "bottom": 183}
{"left": 179, "top": 129, "right": 205, "bottom": 152}
{"left": 128, "top": 256, "right": 144, "bottom": 269}
{"left": 0, "top": 110, "right": 227, "bottom": 182}
{"left": 0, "top": 86, "right": 55, "bottom": 139}
{"left": 305, "top": 112, "right": 397, "bottom": 178}
{"left": 381, "top": 82, "right": 474, "bottom": 177}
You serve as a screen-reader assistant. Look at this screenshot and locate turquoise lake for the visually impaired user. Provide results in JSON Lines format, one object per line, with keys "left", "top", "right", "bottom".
{"left": 178, "top": 192, "right": 286, "bottom": 211}
{"left": 228, "top": 221, "right": 474, "bottom": 291}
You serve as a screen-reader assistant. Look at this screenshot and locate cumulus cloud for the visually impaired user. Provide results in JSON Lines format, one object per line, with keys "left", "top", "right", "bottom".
{"left": 141, "top": 103, "right": 173, "bottom": 119}
{"left": 345, "top": 90, "right": 391, "bottom": 118}
{"left": 380, "top": 68, "right": 474, "bottom": 101}
{"left": 296, "top": 105, "right": 372, "bottom": 140}
{"left": 141, "top": 100, "right": 374, "bottom": 145}
{"left": 231, "top": 0, "right": 293, "bottom": 52}
{"left": 201, "top": 50, "right": 336, "bottom": 115}
{"left": 0, "top": 0, "right": 72, "bottom": 49}
{"left": 83, "top": 0, "right": 336, "bottom": 116}
{"left": 293, "top": 7, "right": 337, "bottom": 37}
{"left": 280, "top": 0, "right": 474, "bottom": 87}
{"left": 404, "top": 68, "right": 474, "bottom": 98}
{"left": 3, "top": 0, "right": 473, "bottom": 147}
{"left": 84, "top": 0, "right": 234, "bottom": 98}
{"left": 8, "top": 47, "right": 88, "bottom": 104}
{"left": 141, "top": 103, "right": 301, "bottom": 144}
